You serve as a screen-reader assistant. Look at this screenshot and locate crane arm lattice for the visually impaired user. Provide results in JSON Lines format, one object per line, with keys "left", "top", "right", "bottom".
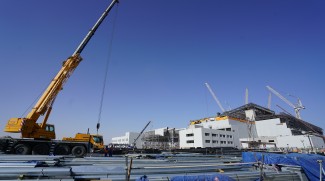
{"left": 266, "top": 86, "right": 296, "bottom": 108}
{"left": 205, "top": 83, "right": 225, "bottom": 112}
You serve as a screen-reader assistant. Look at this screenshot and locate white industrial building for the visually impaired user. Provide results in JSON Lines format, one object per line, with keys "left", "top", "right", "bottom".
{"left": 179, "top": 124, "right": 234, "bottom": 148}
{"left": 111, "top": 132, "right": 142, "bottom": 148}
{"left": 112, "top": 103, "right": 324, "bottom": 151}
{"left": 179, "top": 116, "right": 254, "bottom": 149}
{"left": 179, "top": 103, "right": 325, "bottom": 150}
{"left": 241, "top": 116, "right": 325, "bottom": 150}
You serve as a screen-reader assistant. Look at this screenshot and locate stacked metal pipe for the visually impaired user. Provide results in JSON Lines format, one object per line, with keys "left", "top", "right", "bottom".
{"left": 0, "top": 154, "right": 306, "bottom": 181}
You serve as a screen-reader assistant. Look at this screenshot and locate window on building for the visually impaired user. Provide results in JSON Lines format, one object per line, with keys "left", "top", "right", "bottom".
{"left": 227, "top": 135, "right": 230, "bottom": 138}
{"left": 205, "top": 140, "right": 210, "bottom": 143}
{"left": 230, "top": 135, "right": 232, "bottom": 138}
{"left": 220, "top": 141, "right": 224, "bottom": 144}
{"left": 186, "top": 133, "right": 194, "bottom": 137}
{"left": 269, "top": 140, "right": 275, "bottom": 143}
{"left": 212, "top": 140, "right": 217, "bottom": 143}
{"left": 228, "top": 141, "right": 233, "bottom": 144}
{"left": 226, "top": 128, "right": 231, "bottom": 131}
{"left": 187, "top": 140, "right": 194, "bottom": 143}
{"left": 205, "top": 133, "right": 210, "bottom": 136}
{"left": 212, "top": 134, "right": 217, "bottom": 137}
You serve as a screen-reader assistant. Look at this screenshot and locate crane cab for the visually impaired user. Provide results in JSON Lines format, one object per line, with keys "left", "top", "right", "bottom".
{"left": 30, "top": 123, "right": 56, "bottom": 140}
{"left": 91, "top": 135, "right": 104, "bottom": 151}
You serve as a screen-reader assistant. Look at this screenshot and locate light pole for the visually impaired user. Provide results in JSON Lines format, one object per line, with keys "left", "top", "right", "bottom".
{"left": 307, "top": 134, "right": 314, "bottom": 153}
{"left": 301, "top": 140, "right": 305, "bottom": 149}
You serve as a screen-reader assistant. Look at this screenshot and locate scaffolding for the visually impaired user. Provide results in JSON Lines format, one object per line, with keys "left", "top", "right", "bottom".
{"left": 141, "top": 128, "right": 179, "bottom": 150}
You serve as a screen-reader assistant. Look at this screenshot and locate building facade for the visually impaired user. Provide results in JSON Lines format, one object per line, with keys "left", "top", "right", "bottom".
{"left": 111, "top": 127, "right": 181, "bottom": 149}
{"left": 179, "top": 124, "right": 235, "bottom": 148}
{"left": 142, "top": 127, "right": 181, "bottom": 149}
{"left": 112, "top": 103, "right": 325, "bottom": 151}
{"left": 179, "top": 115, "right": 256, "bottom": 149}
{"left": 252, "top": 117, "right": 325, "bottom": 150}
{"left": 111, "top": 132, "right": 142, "bottom": 148}
{"left": 179, "top": 103, "right": 325, "bottom": 150}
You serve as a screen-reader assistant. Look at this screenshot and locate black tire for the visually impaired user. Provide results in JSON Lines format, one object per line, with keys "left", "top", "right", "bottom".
{"left": 32, "top": 144, "right": 50, "bottom": 155}
{"left": 14, "top": 144, "right": 31, "bottom": 155}
{"left": 54, "top": 145, "right": 70, "bottom": 155}
{"left": 71, "top": 146, "right": 86, "bottom": 157}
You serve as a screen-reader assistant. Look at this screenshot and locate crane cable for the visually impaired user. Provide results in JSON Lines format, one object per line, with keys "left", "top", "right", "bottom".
{"left": 21, "top": 82, "right": 52, "bottom": 118}
{"left": 96, "top": 3, "right": 119, "bottom": 134}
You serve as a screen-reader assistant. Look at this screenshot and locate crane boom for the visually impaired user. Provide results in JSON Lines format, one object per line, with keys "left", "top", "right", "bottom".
{"left": 132, "top": 121, "right": 151, "bottom": 147}
{"left": 4, "top": 0, "right": 119, "bottom": 139}
{"left": 205, "top": 83, "right": 225, "bottom": 113}
{"left": 266, "top": 85, "right": 305, "bottom": 119}
{"left": 73, "top": 0, "right": 119, "bottom": 56}
{"left": 267, "top": 92, "right": 272, "bottom": 109}
{"left": 266, "top": 86, "right": 296, "bottom": 108}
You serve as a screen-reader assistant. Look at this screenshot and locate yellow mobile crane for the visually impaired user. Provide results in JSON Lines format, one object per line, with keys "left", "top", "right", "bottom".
{"left": 0, "top": 0, "right": 119, "bottom": 157}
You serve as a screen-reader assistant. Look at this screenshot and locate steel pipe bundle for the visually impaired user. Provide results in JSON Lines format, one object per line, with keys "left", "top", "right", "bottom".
{"left": 0, "top": 153, "right": 307, "bottom": 181}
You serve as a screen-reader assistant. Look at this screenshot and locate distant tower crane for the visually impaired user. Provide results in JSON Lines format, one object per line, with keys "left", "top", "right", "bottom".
{"left": 266, "top": 85, "right": 305, "bottom": 119}
{"left": 205, "top": 82, "right": 225, "bottom": 113}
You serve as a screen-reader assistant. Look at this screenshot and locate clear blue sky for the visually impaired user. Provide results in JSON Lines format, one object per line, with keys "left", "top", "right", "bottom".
{"left": 0, "top": 0, "right": 324, "bottom": 143}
